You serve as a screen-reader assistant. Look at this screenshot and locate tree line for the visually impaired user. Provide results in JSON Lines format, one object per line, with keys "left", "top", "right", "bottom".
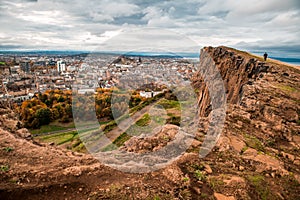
{"left": 15, "top": 89, "right": 145, "bottom": 129}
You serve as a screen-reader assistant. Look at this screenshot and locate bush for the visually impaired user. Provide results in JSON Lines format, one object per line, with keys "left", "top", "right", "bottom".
{"left": 35, "top": 108, "right": 51, "bottom": 126}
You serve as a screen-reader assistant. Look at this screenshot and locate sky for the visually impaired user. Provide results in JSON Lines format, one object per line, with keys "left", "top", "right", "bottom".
{"left": 0, "top": 0, "right": 300, "bottom": 57}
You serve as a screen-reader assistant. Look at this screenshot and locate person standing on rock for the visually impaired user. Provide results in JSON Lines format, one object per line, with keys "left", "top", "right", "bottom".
{"left": 263, "top": 52, "right": 268, "bottom": 61}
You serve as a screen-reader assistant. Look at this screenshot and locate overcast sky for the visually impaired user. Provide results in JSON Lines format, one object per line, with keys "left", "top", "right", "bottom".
{"left": 1, "top": 0, "right": 299, "bottom": 57}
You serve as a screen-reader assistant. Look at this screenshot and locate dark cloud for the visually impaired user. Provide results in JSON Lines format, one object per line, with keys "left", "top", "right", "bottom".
{"left": 0, "top": 44, "right": 23, "bottom": 49}
{"left": 111, "top": 13, "right": 147, "bottom": 25}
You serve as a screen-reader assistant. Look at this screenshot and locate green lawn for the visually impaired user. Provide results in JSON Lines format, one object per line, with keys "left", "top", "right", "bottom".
{"left": 37, "top": 131, "right": 77, "bottom": 145}
{"left": 30, "top": 124, "right": 71, "bottom": 135}
{"left": 136, "top": 114, "right": 151, "bottom": 126}
{"left": 157, "top": 99, "right": 181, "bottom": 109}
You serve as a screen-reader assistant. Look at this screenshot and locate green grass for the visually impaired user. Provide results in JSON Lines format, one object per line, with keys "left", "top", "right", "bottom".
{"left": 101, "top": 128, "right": 131, "bottom": 151}
{"left": 102, "top": 121, "right": 117, "bottom": 133}
{"left": 153, "top": 196, "right": 161, "bottom": 200}
{"left": 101, "top": 143, "right": 118, "bottom": 152}
{"left": 102, "top": 132, "right": 132, "bottom": 152}
{"left": 30, "top": 120, "right": 103, "bottom": 135}
{"left": 247, "top": 175, "right": 270, "bottom": 200}
{"left": 136, "top": 114, "right": 151, "bottom": 127}
{"left": 113, "top": 133, "right": 132, "bottom": 147}
{"left": 244, "top": 134, "right": 265, "bottom": 152}
{"left": 208, "top": 177, "right": 224, "bottom": 191}
{"left": 277, "top": 85, "right": 298, "bottom": 93}
{"left": 157, "top": 99, "right": 180, "bottom": 109}
{"left": 0, "top": 165, "right": 9, "bottom": 172}
{"left": 30, "top": 125, "right": 66, "bottom": 134}
{"left": 151, "top": 115, "right": 165, "bottom": 125}
{"left": 101, "top": 114, "right": 151, "bottom": 151}
{"left": 29, "top": 123, "right": 75, "bottom": 134}
{"left": 3, "top": 147, "right": 14, "bottom": 153}
{"left": 38, "top": 131, "right": 77, "bottom": 145}
{"left": 182, "top": 177, "right": 189, "bottom": 182}
{"left": 194, "top": 170, "right": 206, "bottom": 181}
{"left": 241, "top": 146, "right": 248, "bottom": 154}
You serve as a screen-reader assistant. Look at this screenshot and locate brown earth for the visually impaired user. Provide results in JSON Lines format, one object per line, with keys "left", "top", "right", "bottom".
{"left": 0, "top": 46, "right": 300, "bottom": 200}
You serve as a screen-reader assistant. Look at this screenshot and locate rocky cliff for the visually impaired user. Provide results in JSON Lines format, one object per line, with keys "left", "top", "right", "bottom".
{"left": 0, "top": 46, "right": 299, "bottom": 200}
{"left": 192, "top": 46, "right": 300, "bottom": 199}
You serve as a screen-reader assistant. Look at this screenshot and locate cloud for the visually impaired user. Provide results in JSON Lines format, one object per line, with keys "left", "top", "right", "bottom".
{"left": 0, "top": 0, "right": 299, "bottom": 57}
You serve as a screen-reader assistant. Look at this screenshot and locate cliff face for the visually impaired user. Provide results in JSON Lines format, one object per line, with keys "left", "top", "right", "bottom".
{"left": 192, "top": 46, "right": 300, "bottom": 199}
{"left": 193, "top": 46, "right": 299, "bottom": 135}
{"left": 193, "top": 46, "right": 271, "bottom": 116}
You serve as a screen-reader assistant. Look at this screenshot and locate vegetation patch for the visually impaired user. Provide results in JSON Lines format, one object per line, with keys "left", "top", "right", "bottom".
{"left": 247, "top": 175, "right": 270, "bottom": 200}
{"left": 157, "top": 99, "right": 180, "bottom": 110}
{"left": 244, "top": 134, "right": 265, "bottom": 152}
{"left": 102, "top": 133, "right": 132, "bottom": 152}
{"left": 208, "top": 176, "right": 224, "bottom": 191}
{"left": 37, "top": 131, "right": 77, "bottom": 145}
{"left": 30, "top": 124, "right": 71, "bottom": 135}
{"left": 0, "top": 165, "right": 9, "bottom": 172}
{"left": 194, "top": 170, "right": 206, "bottom": 181}
{"left": 277, "top": 84, "right": 298, "bottom": 93}
{"left": 136, "top": 114, "right": 151, "bottom": 127}
{"left": 240, "top": 146, "right": 248, "bottom": 154}
{"left": 113, "top": 133, "right": 132, "bottom": 147}
{"left": 3, "top": 147, "right": 14, "bottom": 153}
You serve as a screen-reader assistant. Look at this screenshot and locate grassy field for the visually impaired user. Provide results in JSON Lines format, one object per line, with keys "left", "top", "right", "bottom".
{"left": 29, "top": 121, "right": 75, "bottom": 135}
{"left": 33, "top": 96, "right": 178, "bottom": 153}
{"left": 39, "top": 131, "right": 77, "bottom": 145}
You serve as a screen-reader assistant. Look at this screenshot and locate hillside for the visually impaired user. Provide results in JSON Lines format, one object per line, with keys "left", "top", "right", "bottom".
{"left": 0, "top": 46, "right": 299, "bottom": 200}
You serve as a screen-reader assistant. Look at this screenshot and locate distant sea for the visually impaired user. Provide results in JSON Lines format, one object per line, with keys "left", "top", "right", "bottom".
{"left": 269, "top": 57, "right": 300, "bottom": 66}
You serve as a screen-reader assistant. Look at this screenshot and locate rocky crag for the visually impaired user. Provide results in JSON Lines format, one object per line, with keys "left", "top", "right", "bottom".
{"left": 0, "top": 46, "right": 299, "bottom": 200}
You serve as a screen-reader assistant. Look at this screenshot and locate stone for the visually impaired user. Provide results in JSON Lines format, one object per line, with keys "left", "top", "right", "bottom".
{"left": 243, "top": 148, "right": 258, "bottom": 157}
{"left": 192, "top": 187, "right": 201, "bottom": 194}
{"left": 204, "top": 164, "right": 212, "bottom": 174}
{"left": 63, "top": 166, "right": 82, "bottom": 177}
{"left": 230, "top": 136, "right": 245, "bottom": 152}
{"left": 223, "top": 176, "right": 245, "bottom": 186}
{"left": 16, "top": 128, "right": 31, "bottom": 139}
{"left": 281, "top": 152, "right": 295, "bottom": 162}
{"left": 270, "top": 172, "right": 276, "bottom": 178}
{"left": 283, "top": 109, "right": 298, "bottom": 122}
{"left": 214, "top": 193, "right": 236, "bottom": 200}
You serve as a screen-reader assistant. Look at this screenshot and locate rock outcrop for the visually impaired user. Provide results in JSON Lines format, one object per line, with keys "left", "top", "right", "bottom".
{"left": 191, "top": 46, "right": 300, "bottom": 199}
